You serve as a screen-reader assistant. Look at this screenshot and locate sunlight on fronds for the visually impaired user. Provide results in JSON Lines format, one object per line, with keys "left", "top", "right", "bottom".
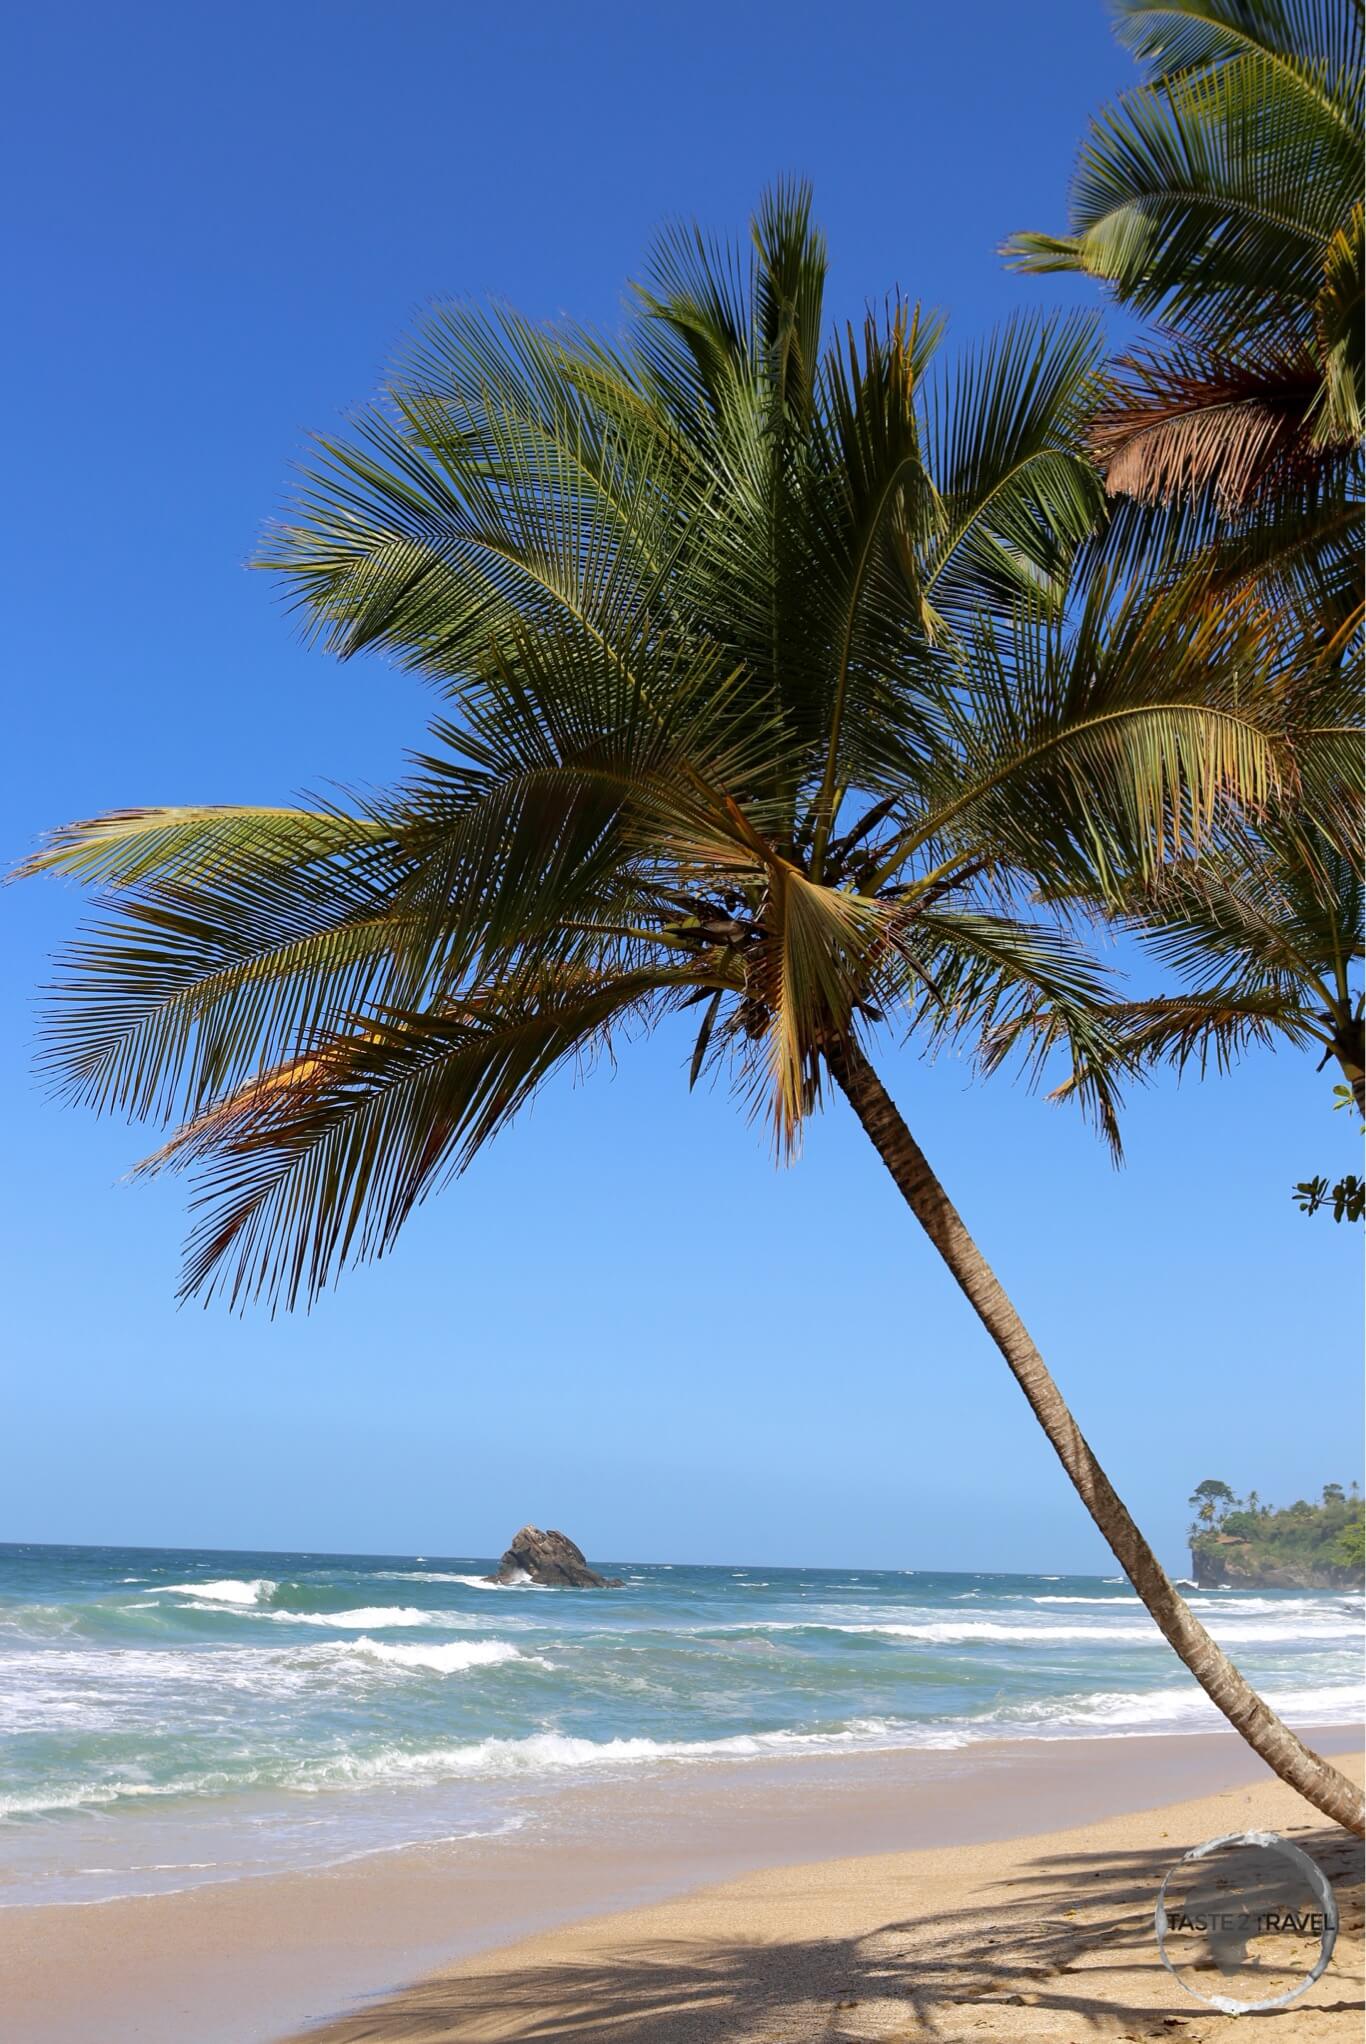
{"left": 21, "top": 181, "right": 1360, "bottom": 1305}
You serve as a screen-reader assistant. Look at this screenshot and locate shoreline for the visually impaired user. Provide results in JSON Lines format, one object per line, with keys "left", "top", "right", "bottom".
{"left": 2, "top": 1723, "right": 1360, "bottom": 2044}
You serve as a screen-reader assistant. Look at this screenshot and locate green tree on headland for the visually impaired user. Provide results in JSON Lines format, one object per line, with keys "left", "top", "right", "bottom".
{"left": 20, "top": 185, "right": 1361, "bottom": 1833}
{"left": 1335, "top": 1513, "right": 1366, "bottom": 1572}
{"left": 1188, "top": 1477, "right": 1238, "bottom": 1528}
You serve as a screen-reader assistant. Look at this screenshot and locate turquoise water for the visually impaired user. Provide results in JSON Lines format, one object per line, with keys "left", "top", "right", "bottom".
{"left": 2, "top": 1541, "right": 1360, "bottom": 1905}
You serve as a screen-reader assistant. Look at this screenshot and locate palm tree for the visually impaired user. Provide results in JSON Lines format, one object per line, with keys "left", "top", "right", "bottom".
{"left": 21, "top": 188, "right": 1362, "bottom": 1831}
{"left": 1007, "top": 0, "right": 1363, "bottom": 1221}
{"left": 1007, "top": 0, "right": 1363, "bottom": 651}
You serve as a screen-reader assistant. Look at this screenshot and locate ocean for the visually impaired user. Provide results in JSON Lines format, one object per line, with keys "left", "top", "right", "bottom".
{"left": 3, "top": 1541, "right": 1361, "bottom": 1908}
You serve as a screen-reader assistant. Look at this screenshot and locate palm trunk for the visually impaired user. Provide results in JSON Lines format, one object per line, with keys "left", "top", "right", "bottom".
{"left": 1329, "top": 1013, "right": 1364, "bottom": 1114}
{"left": 826, "top": 1032, "right": 1364, "bottom": 1837}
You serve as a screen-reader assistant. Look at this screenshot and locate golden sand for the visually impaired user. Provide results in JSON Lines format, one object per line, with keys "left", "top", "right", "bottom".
{"left": 294, "top": 1756, "right": 1363, "bottom": 2044}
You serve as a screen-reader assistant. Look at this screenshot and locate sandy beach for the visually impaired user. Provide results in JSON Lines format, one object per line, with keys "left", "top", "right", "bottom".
{"left": 295, "top": 1763, "right": 1364, "bottom": 2043}
{"left": 293, "top": 1743, "right": 1365, "bottom": 2044}
{"left": 4, "top": 1729, "right": 1360, "bottom": 2044}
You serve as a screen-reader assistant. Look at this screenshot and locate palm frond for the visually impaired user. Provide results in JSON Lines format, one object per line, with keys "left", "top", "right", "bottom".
{"left": 870, "top": 576, "right": 1290, "bottom": 895}
{"left": 13, "top": 806, "right": 391, "bottom": 890}
{"left": 1113, "top": 0, "right": 1363, "bottom": 108}
{"left": 919, "top": 312, "right": 1109, "bottom": 634}
{"left": 1092, "top": 340, "right": 1330, "bottom": 507}
{"left": 1006, "top": 45, "right": 1361, "bottom": 335}
{"left": 143, "top": 967, "right": 712, "bottom": 1311}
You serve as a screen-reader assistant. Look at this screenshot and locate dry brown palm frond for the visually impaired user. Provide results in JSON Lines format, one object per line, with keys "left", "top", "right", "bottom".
{"left": 1092, "top": 342, "right": 1332, "bottom": 510}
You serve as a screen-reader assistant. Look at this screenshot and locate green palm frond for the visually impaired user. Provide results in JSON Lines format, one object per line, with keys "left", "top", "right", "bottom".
{"left": 1136, "top": 822, "right": 1363, "bottom": 996}
{"left": 146, "top": 967, "right": 714, "bottom": 1311}
{"left": 1315, "top": 201, "right": 1365, "bottom": 443}
{"left": 21, "top": 807, "right": 412, "bottom": 1124}
{"left": 1006, "top": 48, "right": 1360, "bottom": 333}
{"left": 1112, "top": 0, "right": 1363, "bottom": 105}
{"left": 1014, "top": 808, "right": 1364, "bottom": 1116}
{"left": 14, "top": 806, "right": 393, "bottom": 891}
{"left": 871, "top": 575, "right": 1292, "bottom": 894}
{"left": 918, "top": 312, "right": 1109, "bottom": 635}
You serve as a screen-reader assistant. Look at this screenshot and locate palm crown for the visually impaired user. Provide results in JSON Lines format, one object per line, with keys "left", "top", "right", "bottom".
{"left": 1008, "top": 0, "right": 1363, "bottom": 648}
{"left": 1007, "top": 0, "right": 1363, "bottom": 1113}
{"left": 25, "top": 186, "right": 1314, "bottom": 1309}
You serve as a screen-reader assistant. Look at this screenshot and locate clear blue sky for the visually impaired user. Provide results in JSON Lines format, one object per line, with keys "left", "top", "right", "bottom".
{"left": 5, "top": 1, "right": 1359, "bottom": 1573}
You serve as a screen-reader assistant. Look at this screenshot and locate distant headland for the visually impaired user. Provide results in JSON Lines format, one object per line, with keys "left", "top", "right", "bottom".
{"left": 1188, "top": 1479, "right": 1365, "bottom": 1589}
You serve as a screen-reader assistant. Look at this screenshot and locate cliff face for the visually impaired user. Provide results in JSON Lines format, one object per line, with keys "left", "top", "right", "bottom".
{"left": 1190, "top": 1535, "right": 1357, "bottom": 1591}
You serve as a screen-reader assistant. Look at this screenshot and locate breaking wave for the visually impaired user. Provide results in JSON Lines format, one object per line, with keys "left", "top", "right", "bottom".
{"left": 156, "top": 1579, "right": 276, "bottom": 1606}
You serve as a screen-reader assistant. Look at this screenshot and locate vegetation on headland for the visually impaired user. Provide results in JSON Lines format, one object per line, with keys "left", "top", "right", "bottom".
{"left": 1189, "top": 1479, "right": 1366, "bottom": 1587}
{"left": 16, "top": 2, "right": 1364, "bottom": 1830}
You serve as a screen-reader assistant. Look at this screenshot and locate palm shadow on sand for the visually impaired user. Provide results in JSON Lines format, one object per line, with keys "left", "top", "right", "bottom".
{"left": 299, "top": 1826, "right": 1362, "bottom": 2042}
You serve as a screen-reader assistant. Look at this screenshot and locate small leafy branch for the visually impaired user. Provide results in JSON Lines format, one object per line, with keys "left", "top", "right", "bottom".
{"left": 1294, "top": 1088, "right": 1365, "bottom": 1224}
{"left": 1293, "top": 1173, "right": 1366, "bottom": 1223}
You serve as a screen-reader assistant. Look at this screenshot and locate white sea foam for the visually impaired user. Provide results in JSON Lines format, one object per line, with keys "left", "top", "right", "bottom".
{"left": 261, "top": 1607, "right": 448, "bottom": 1629}
{"left": 0, "top": 1780, "right": 184, "bottom": 1819}
{"left": 238, "top": 1678, "right": 1366, "bottom": 1792}
{"left": 979, "top": 1681, "right": 1366, "bottom": 1739}
{"left": 337, "top": 1638, "right": 545, "bottom": 1676}
{"left": 157, "top": 1579, "right": 276, "bottom": 1606}
{"left": 831, "top": 1617, "right": 1362, "bottom": 1645}
{"left": 8, "top": 1726, "right": 892, "bottom": 1814}
{"left": 8, "top": 1674, "right": 1360, "bottom": 1824}
{"left": 696, "top": 1612, "right": 1362, "bottom": 1645}
{"left": 1183, "top": 1595, "right": 1344, "bottom": 1613}
{"left": 0, "top": 1632, "right": 547, "bottom": 1729}
{"left": 373, "top": 1572, "right": 478, "bottom": 1584}
{"left": 1031, "top": 1595, "right": 1139, "bottom": 1605}
{"left": 445, "top": 1572, "right": 544, "bottom": 1591}
{"left": 290, "top": 1718, "right": 910, "bottom": 1791}
{"left": 0, "top": 1604, "right": 80, "bottom": 1641}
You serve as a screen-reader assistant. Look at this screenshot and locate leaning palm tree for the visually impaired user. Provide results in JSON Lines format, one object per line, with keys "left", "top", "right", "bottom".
{"left": 1007, "top": 0, "right": 1363, "bottom": 652}
{"left": 21, "top": 189, "right": 1362, "bottom": 1830}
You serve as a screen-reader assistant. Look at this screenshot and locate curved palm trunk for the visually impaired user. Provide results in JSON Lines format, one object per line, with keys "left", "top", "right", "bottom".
{"left": 825, "top": 1033, "right": 1364, "bottom": 1837}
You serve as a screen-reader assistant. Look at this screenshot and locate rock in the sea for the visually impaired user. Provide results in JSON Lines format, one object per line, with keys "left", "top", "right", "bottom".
{"left": 486, "top": 1526, "right": 622, "bottom": 1588}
